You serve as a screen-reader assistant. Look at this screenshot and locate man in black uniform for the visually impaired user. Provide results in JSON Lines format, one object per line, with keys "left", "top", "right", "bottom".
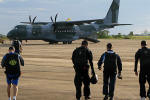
{"left": 12, "top": 40, "right": 22, "bottom": 54}
{"left": 135, "top": 40, "right": 150, "bottom": 100}
{"left": 98, "top": 43, "right": 122, "bottom": 100}
{"left": 72, "top": 40, "right": 95, "bottom": 100}
{"left": 1, "top": 47, "right": 24, "bottom": 100}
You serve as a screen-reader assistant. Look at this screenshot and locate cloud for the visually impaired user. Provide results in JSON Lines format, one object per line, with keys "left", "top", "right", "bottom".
{"left": 36, "top": 8, "right": 47, "bottom": 11}
{"left": 18, "top": 0, "right": 28, "bottom": 2}
{"left": 5, "top": 0, "right": 28, "bottom": 2}
{"left": 0, "top": 0, "right": 4, "bottom": 3}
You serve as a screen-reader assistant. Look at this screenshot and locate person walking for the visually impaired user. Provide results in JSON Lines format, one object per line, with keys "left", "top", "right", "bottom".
{"left": 1, "top": 46, "right": 24, "bottom": 100}
{"left": 72, "top": 40, "right": 95, "bottom": 100}
{"left": 135, "top": 40, "right": 150, "bottom": 100}
{"left": 98, "top": 43, "right": 122, "bottom": 100}
{"left": 12, "top": 40, "right": 22, "bottom": 54}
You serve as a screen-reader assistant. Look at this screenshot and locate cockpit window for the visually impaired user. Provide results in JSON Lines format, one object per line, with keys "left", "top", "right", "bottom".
{"left": 15, "top": 27, "right": 18, "bottom": 30}
{"left": 15, "top": 25, "right": 26, "bottom": 29}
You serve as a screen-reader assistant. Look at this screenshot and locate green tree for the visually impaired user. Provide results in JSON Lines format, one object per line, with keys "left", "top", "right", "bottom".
{"left": 97, "top": 30, "right": 110, "bottom": 38}
{"left": 128, "top": 31, "right": 134, "bottom": 36}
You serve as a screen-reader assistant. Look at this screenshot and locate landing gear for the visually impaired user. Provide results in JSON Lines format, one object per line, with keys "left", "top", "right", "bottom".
{"left": 63, "top": 41, "right": 72, "bottom": 44}
{"left": 49, "top": 42, "right": 53, "bottom": 44}
{"left": 68, "top": 41, "right": 72, "bottom": 44}
{"left": 49, "top": 42, "right": 58, "bottom": 44}
{"left": 63, "top": 41, "right": 67, "bottom": 44}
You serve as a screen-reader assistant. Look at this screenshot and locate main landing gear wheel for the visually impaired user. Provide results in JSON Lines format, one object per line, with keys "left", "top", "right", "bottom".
{"left": 68, "top": 41, "right": 72, "bottom": 44}
{"left": 49, "top": 42, "right": 58, "bottom": 44}
{"left": 63, "top": 41, "right": 67, "bottom": 44}
{"left": 63, "top": 41, "right": 72, "bottom": 44}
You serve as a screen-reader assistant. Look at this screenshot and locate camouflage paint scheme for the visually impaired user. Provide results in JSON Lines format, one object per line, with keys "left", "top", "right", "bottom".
{"left": 7, "top": 0, "right": 130, "bottom": 44}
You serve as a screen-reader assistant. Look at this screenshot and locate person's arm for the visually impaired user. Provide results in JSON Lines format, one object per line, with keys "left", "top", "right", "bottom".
{"left": 88, "top": 50, "right": 95, "bottom": 75}
{"left": 116, "top": 54, "right": 122, "bottom": 73}
{"left": 19, "top": 55, "right": 24, "bottom": 66}
{"left": 97, "top": 53, "right": 105, "bottom": 70}
{"left": 134, "top": 50, "right": 140, "bottom": 75}
{"left": 72, "top": 48, "right": 77, "bottom": 65}
{"left": 19, "top": 41, "right": 23, "bottom": 52}
{"left": 1, "top": 55, "right": 7, "bottom": 68}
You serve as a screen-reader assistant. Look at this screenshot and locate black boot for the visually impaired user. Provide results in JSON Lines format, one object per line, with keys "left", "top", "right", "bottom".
{"left": 109, "top": 97, "right": 113, "bottom": 100}
{"left": 77, "top": 98, "right": 80, "bottom": 100}
{"left": 104, "top": 95, "right": 109, "bottom": 100}
{"left": 85, "top": 96, "right": 91, "bottom": 100}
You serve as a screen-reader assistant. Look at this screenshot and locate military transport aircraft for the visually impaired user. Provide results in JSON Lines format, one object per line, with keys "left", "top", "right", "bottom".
{"left": 7, "top": 0, "right": 131, "bottom": 44}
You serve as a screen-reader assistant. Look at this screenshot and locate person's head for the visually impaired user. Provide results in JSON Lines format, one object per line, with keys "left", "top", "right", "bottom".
{"left": 107, "top": 43, "right": 112, "bottom": 50}
{"left": 81, "top": 40, "right": 88, "bottom": 47}
{"left": 8, "top": 46, "right": 15, "bottom": 53}
{"left": 141, "top": 40, "right": 147, "bottom": 47}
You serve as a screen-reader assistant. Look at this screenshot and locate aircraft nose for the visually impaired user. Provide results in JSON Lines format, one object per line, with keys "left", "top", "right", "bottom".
{"left": 7, "top": 30, "right": 15, "bottom": 39}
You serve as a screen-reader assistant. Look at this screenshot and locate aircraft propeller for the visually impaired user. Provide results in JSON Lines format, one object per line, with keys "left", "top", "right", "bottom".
{"left": 29, "top": 16, "right": 37, "bottom": 24}
{"left": 51, "top": 13, "right": 58, "bottom": 32}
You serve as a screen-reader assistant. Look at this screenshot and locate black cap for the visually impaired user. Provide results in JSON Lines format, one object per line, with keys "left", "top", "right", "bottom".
{"left": 82, "top": 40, "right": 88, "bottom": 46}
{"left": 141, "top": 40, "right": 147, "bottom": 46}
{"left": 9, "top": 46, "right": 14, "bottom": 50}
{"left": 107, "top": 43, "right": 112, "bottom": 49}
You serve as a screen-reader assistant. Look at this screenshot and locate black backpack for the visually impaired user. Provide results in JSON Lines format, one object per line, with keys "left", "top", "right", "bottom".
{"left": 104, "top": 52, "right": 117, "bottom": 71}
{"left": 140, "top": 48, "right": 150, "bottom": 66}
{"left": 4, "top": 53, "right": 20, "bottom": 74}
{"left": 72, "top": 47, "right": 87, "bottom": 66}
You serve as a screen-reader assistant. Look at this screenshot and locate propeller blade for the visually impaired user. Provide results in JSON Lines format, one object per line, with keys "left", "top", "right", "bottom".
{"left": 29, "top": 16, "right": 32, "bottom": 23}
{"left": 32, "top": 16, "right": 37, "bottom": 24}
{"left": 55, "top": 13, "right": 58, "bottom": 23}
{"left": 51, "top": 16, "right": 54, "bottom": 23}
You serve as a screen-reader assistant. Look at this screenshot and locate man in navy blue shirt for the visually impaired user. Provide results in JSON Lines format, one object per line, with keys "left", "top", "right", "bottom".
{"left": 97, "top": 43, "right": 122, "bottom": 100}
{"left": 1, "top": 47, "right": 24, "bottom": 100}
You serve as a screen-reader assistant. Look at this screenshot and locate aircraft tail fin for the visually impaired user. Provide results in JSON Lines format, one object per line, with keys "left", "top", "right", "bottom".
{"left": 104, "top": 0, "right": 120, "bottom": 24}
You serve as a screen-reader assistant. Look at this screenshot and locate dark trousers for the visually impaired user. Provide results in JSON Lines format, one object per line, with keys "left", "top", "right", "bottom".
{"left": 74, "top": 74, "right": 90, "bottom": 99}
{"left": 103, "top": 72, "right": 116, "bottom": 97}
{"left": 139, "top": 71, "right": 150, "bottom": 97}
{"left": 15, "top": 50, "right": 20, "bottom": 54}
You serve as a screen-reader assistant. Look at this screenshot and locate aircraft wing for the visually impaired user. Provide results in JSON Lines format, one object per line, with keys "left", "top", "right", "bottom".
{"left": 21, "top": 19, "right": 104, "bottom": 25}
{"left": 55, "top": 19, "right": 104, "bottom": 25}
{"left": 20, "top": 22, "right": 49, "bottom": 25}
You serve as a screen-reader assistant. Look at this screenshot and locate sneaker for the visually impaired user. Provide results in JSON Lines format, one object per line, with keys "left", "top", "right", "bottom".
{"left": 109, "top": 97, "right": 113, "bottom": 100}
{"left": 141, "top": 97, "right": 145, "bottom": 100}
{"left": 77, "top": 98, "right": 80, "bottom": 100}
{"left": 85, "top": 96, "right": 91, "bottom": 100}
{"left": 104, "top": 95, "right": 109, "bottom": 100}
{"left": 147, "top": 93, "right": 150, "bottom": 99}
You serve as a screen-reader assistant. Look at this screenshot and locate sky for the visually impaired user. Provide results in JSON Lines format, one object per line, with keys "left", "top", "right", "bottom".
{"left": 0, "top": 0, "right": 150, "bottom": 35}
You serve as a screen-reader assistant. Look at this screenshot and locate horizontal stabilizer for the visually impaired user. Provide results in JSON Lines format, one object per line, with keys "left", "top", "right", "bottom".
{"left": 103, "top": 23, "right": 132, "bottom": 28}
{"left": 112, "top": 23, "right": 132, "bottom": 26}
